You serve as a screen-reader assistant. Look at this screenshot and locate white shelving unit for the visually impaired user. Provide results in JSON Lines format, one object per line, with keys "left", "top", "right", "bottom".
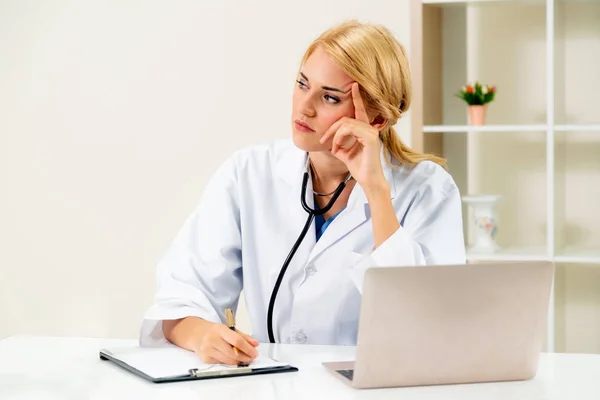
{"left": 423, "top": 125, "right": 548, "bottom": 133}
{"left": 465, "top": 245, "right": 550, "bottom": 262}
{"left": 412, "top": 0, "right": 600, "bottom": 354}
{"left": 555, "top": 125, "right": 600, "bottom": 131}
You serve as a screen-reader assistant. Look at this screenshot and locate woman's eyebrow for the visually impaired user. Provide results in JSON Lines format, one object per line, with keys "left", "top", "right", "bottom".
{"left": 299, "top": 72, "right": 351, "bottom": 94}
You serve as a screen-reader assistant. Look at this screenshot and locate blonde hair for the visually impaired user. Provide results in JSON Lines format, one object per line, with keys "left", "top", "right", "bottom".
{"left": 300, "top": 20, "right": 446, "bottom": 168}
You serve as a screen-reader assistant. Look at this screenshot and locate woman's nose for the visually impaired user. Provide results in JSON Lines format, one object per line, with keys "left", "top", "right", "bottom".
{"left": 299, "top": 94, "right": 316, "bottom": 118}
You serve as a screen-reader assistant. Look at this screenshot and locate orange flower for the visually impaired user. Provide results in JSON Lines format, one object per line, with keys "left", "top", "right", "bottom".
{"left": 466, "top": 85, "right": 474, "bottom": 93}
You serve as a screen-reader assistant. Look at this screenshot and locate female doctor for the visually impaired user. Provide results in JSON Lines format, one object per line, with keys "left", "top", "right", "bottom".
{"left": 140, "top": 20, "right": 466, "bottom": 365}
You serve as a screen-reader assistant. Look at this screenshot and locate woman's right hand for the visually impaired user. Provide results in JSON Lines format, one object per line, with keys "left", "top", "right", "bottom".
{"left": 194, "top": 322, "right": 260, "bottom": 365}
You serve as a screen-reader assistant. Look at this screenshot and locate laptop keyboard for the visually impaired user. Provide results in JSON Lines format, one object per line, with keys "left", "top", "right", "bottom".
{"left": 336, "top": 369, "right": 354, "bottom": 381}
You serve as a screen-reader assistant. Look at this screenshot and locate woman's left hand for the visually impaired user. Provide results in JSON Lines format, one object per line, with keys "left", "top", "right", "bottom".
{"left": 319, "top": 83, "right": 388, "bottom": 193}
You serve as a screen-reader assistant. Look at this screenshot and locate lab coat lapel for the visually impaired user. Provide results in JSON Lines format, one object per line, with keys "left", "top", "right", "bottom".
{"left": 306, "top": 144, "right": 397, "bottom": 264}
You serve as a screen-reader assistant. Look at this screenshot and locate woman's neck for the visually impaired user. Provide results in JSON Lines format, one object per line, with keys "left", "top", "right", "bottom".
{"left": 308, "top": 151, "right": 351, "bottom": 193}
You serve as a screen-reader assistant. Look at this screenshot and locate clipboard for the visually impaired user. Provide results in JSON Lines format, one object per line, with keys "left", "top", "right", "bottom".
{"left": 99, "top": 345, "right": 298, "bottom": 384}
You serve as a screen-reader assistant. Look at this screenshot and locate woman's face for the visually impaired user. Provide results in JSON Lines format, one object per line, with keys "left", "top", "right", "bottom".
{"left": 291, "top": 46, "right": 357, "bottom": 152}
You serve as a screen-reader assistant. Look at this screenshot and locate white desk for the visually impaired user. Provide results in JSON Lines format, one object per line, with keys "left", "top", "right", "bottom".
{"left": 1, "top": 336, "right": 599, "bottom": 399}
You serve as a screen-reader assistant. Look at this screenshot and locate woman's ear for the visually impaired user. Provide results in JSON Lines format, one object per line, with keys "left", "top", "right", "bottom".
{"left": 370, "top": 114, "right": 388, "bottom": 131}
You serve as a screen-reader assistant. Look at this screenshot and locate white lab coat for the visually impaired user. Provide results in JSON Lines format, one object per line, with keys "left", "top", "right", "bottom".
{"left": 140, "top": 138, "right": 466, "bottom": 346}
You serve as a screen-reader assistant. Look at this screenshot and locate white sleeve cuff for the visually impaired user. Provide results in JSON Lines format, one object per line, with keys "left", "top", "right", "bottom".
{"left": 347, "top": 226, "right": 426, "bottom": 294}
{"left": 139, "top": 302, "right": 221, "bottom": 347}
{"left": 370, "top": 225, "right": 426, "bottom": 267}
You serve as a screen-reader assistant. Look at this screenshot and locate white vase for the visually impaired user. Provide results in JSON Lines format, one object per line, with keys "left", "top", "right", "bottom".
{"left": 462, "top": 195, "right": 502, "bottom": 254}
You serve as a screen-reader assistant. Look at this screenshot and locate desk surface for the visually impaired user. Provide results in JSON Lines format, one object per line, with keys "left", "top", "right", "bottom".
{"left": 1, "top": 335, "right": 599, "bottom": 399}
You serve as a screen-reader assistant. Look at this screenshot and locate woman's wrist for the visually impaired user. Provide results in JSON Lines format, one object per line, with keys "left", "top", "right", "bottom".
{"left": 163, "top": 317, "right": 215, "bottom": 352}
{"left": 362, "top": 178, "right": 390, "bottom": 202}
{"left": 363, "top": 179, "right": 399, "bottom": 248}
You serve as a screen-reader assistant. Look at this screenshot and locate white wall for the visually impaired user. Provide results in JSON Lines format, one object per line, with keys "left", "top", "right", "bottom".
{"left": 0, "top": 0, "right": 412, "bottom": 339}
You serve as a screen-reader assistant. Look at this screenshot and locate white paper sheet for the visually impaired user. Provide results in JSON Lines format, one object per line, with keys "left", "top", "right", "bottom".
{"left": 101, "top": 344, "right": 289, "bottom": 379}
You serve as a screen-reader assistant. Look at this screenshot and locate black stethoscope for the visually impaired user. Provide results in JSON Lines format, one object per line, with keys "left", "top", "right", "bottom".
{"left": 267, "top": 158, "right": 352, "bottom": 343}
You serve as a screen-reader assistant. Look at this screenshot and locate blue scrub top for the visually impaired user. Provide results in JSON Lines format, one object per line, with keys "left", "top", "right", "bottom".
{"left": 314, "top": 200, "right": 345, "bottom": 241}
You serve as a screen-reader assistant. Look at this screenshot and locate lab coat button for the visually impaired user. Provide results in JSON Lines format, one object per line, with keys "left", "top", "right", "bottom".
{"left": 306, "top": 266, "right": 316, "bottom": 276}
{"left": 295, "top": 330, "right": 307, "bottom": 343}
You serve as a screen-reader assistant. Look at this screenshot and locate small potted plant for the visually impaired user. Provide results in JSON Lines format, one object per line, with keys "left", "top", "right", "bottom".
{"left": 455, "top": 82, "right": 496, "bottom": 125}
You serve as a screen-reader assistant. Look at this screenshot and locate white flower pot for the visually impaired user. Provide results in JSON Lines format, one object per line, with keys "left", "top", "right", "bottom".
{"left": 462, "top": 195, "right": 503, "bottom": 254}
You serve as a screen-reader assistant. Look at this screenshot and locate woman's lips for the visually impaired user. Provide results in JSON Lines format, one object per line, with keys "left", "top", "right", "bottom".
{"left": 294, "top": 120, "right": 315, "bottom": 132}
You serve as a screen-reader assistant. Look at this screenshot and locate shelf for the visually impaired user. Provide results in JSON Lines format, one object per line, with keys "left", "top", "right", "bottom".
{"left": 422, "top": 0, "right": 544, "bottom": 5}
{"left": 555, "top": 248, "right": 600, "bottom": 264}
{"left": 559, "top": 0, "right": 600, "bottom": 4}
{"left": 555, "top": 125, "right": 600, "bottom": 132}
{"left": 423, "top": 125, "right": 600, "bottom": 133}
{"left": 423, "top": 0, "right": 499, "bottom": 3}
{"left": 466, "top": 246, "right": 550, "bottom": 262}
{"left": 466, "top": 247, "right": 600, "bottom": 264}
{"left": 423, "top": 125, "right": 547, "bottom": 133}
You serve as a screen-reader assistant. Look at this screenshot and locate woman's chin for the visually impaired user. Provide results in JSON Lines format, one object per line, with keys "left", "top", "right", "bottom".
{"left": 292, "top": 131, "right": 327, "bottom": 152}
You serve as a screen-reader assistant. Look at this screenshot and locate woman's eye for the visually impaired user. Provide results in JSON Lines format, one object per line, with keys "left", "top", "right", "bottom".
{"left": 324, "top": 94, "right": 340, "bottom": 104}
{"left": 296, "top": 80, "right": 339, "bottom": 104}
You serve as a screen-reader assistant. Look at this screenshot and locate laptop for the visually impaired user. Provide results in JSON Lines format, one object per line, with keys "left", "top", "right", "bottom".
{"left": 322, "top": 261, "right": 555, "bottom": 389}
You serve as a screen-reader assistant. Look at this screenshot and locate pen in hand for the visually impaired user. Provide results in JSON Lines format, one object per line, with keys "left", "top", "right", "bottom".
{"left": 225, "top": 308, "right": 241, "bottom": 357}
{"left": 190, "top": 311, "right": 259, "bottom": 365}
